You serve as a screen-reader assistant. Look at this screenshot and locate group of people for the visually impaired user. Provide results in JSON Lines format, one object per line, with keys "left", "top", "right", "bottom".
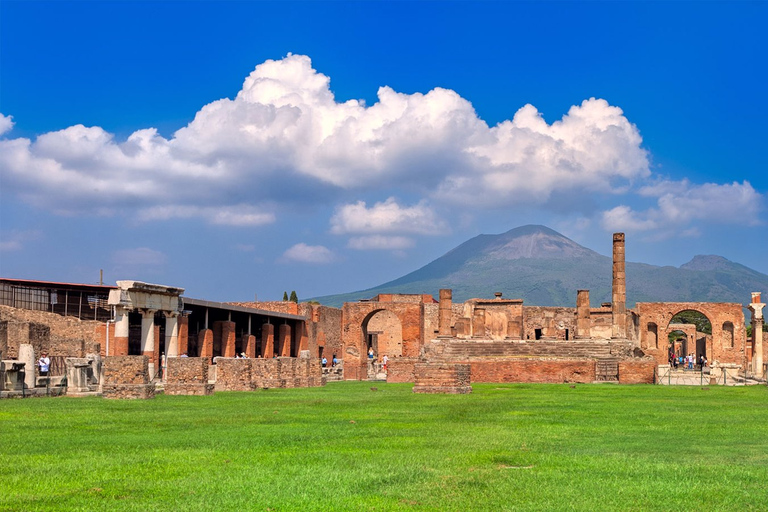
{"left": 367, "top": 347, "right": 388, "bottom": 369}
{"left": 669, "top": 352, "right": 707, "bottom": 370}
{"left": 321, "top": 354, "right": 339, "bottom": 368}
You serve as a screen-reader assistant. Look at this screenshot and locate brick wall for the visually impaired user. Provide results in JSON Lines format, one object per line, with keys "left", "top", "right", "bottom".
{"left": 469, "top": 359, "right": 596, "bottom": 384}
{"left": 618, "top": 360, "right": 656, "bottom": 384}
{"left": 214, "top": 358, "right": 254, "bottom": 391}
{"left": 165, "top": 357, "right": 214, "bottom": 395}
{"left": 215, "top": 357, "right": 326, "bottom": 390}
{"left": 413, "top": 363, "right": 471, "bottom": 394}
{"left": 102, "top": 355, "right": 155, "bottom": 399}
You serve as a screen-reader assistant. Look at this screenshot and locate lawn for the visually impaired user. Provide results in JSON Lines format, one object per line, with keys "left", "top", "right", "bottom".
{"left": 1, "top": 382, "right": 767, "bottom": 511}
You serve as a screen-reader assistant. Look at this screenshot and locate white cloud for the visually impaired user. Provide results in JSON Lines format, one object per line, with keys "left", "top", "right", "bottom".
{"left": 136, "top": 205, "right": 275, "bottom": 226}
{"left": 347, "top": 235, "right": 415, "bottom": 250}
{"left": 282, "top": 243, "right": 334, "bottom": 264}
{"left": 330, "top": 198, "right": 446, "bottom": 235}
{"left": 601, "top": 180, "right": 762, "bottom": 235}
{"left": 0, "top": 54, "right": 651, "bottom": 223}
{"left": 0, "top": 114, "right": 14, "bottom": 136}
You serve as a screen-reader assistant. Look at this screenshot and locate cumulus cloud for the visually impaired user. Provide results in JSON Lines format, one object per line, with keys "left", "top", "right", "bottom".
{"left": 0, "top": 114, "right": 14, "bottom": 136}
{"left": 330, "top": 197, "right": 446, "bottom": 235}
{"left": 282, "top": 243, "right": 334, "bottom": 264}
{"left": 601, "top": 180, "right": 762, "bottom": 235}
{"left": 347, "top": 235, "right": 415, "bottom": 250}
{"left": 0, "top": 54, "right": 651, "bottom": 223}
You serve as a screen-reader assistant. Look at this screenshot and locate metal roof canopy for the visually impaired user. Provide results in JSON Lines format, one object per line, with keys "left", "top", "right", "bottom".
{"left": 182, "top": 297, "right": 307, "bottom": 321}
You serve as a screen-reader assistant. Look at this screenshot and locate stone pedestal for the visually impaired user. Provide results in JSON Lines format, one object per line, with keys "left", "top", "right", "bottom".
{"left": 66, "top": 358, "right": 92, "bottom": 395}
{"left": 1, "top": 360, "right": 25, "bottom": 391}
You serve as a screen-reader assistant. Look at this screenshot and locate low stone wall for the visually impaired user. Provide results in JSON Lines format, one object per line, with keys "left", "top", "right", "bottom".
{"left": 102, "top": 356, "right": 155, "bottom": 399}
{"left": 469, "top": 359, "right": 597, "bottom": 384}
{"left": 165, "top": 357, "right": 214, "bottom": 395}
{"left": 215, "top": 358, "right": 254, "bottom": 392}
{"left": 413, "top": 363, "right": 471, "bottom": 394}
{"left": 618, "top": 360, "right": 656, "bottom": 384}
{"left": 386, "top": 357, "right": 420, "bottom": 383}
{"left": 215, "top": 357, "right": 325, "bottom": 391}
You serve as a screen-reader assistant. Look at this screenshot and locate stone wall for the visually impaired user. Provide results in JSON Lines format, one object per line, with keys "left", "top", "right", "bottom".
{"left": 386, "top": 357, "right": 420, "bottom": 383}
{"left": 413, "top": 363, "right": 472, "bottom": 394}
{"left": 523, "top": 306, "right": 577, "bottom": 340}
{"left": 102, "top": 355, "right": 155, "bottom": 399}
{"left": 0, "top": 305, "right": 101, "bottom": 357}
{"left": 214, "top": 357, "right": 325, "bottom": 391}
{"left": 165, "top": 357, "right": 214, "bottom": 395}
{"left": 469, "top": 359, "right": 596, "bottom": 383}
{"left": 617, "top": 360, "right": 657, "bottom": 384}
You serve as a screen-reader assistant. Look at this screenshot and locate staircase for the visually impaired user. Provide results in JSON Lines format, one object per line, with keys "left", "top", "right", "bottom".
{"left": 437, "top": 340, "right": 622, "bottom": 360}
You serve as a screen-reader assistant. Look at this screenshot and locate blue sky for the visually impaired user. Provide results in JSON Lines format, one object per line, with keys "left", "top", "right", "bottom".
{"left": 1, "top": 1, "right": 766, "bottom": 302}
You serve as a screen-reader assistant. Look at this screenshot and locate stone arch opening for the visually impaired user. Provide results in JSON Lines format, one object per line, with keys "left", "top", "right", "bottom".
{"left": 362, "top": 309, "right": 403, "bottom": 359}
{"left": 668, "top": 329, "right": 689, "bottom": 360}
{"left": 669, "top": 309, "right": 711, "bottom": 361}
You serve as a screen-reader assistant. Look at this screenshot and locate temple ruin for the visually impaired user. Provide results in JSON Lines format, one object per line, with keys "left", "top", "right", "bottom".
{"left": 0, "top": 232, "right": 765, "bottom": 398}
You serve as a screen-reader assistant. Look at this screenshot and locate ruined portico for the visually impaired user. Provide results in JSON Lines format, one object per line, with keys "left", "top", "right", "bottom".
{"left": 108, "top": 281, "right": 185, "bottom": 378}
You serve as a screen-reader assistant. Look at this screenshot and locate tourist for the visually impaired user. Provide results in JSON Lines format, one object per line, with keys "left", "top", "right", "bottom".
{"left": 37, "top": 352, "right": 50, "bottom": 376}
{"left": 368, "top": 347, "right": 374, "bottom": 359}
{"left": 322, "top": 356, "right": 327, "bottom": 367}
{"left": 180, "top": 352, "right": 189, "bottom": 358}
{"left": 382, "top": 354, "right": 388, "bottom": 370}
{"left": 332, "top": 354, "right": 338, "bottom": 366}
{"left": 240, "top": 352, "right": 247, "bottom": 358}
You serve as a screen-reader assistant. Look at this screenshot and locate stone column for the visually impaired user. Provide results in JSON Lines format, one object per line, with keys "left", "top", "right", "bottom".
{"left": 472, "top": 308, "right": 486, "bottom": 338}
{"left": 612, "top": 233, "right": 627, "bottom": 339}
{"left": 297, "top": 322, "right": 309, "bottom": 353}
{"left": 438, "top": 289, "right": 453, "bottom": 337}
{"left": 141, "top": 310, "right": 156, "bottom": 377}
{"left": 261, "top": 323, "right": 275, "bottom": 358}
{"left": 748, "top": 292, "right": 765, "bottom": 376}
{"left": 576, "top": 290, "right": 591, "bottom": 339}
{"left": 19, "top": 343, "right": 35, "bottom": 389}
{"left": 164, "top": 313, "right": 179, "bottom": 358}
{"left": 278, "top": 324, "right": 292, "bottom": 357}
{"left": 114, "top": 307, "right": 130, "bottom": 356}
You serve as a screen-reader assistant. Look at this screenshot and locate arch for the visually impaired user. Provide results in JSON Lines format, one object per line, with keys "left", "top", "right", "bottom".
{"left": 362, "top": 309, "right": 403, "bottom": 358}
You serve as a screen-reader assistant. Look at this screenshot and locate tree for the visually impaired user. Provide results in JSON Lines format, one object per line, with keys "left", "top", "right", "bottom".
{"left": 283, "top": 291, "right": 288, "bottom": 301}
{"left": 289, "top": 290, "right": 298, "bottom": 303}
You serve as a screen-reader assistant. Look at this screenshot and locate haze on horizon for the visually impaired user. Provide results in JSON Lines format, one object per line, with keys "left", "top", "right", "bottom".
{"left": 0, "top": 1, "right": 765, "bottom": 302}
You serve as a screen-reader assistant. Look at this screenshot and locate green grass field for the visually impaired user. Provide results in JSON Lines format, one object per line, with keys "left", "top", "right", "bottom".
{"left": 1, "top": 382, "right": 767, "bottom": 511}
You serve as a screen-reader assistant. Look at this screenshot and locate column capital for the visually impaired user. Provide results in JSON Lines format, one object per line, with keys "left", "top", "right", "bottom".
{"left": 748, "top": 302, "right": 765, "bottom": 319}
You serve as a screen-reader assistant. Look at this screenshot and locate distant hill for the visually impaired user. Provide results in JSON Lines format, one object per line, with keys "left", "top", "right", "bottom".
{"left": 310, "top": 225, "right": 768, "bottom": 308}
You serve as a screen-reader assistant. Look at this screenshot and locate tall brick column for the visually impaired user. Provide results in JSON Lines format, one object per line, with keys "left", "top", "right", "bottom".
{"left": 177, "top": 315, "right": 189, "bottom": 356}
{"left": 438, "top": 289, "right": 452, "bottom": 337}
{"left": 244, "top": 335, "right": 256, "bottom": 359}
{"left": 215, "top": 321, "right": 236, "bottom": 358}
{"left": 140, "top": 309, "right": 156, "bottom": 377}
{"left": 279, "top": 324, "right": 292, "bottom": 357}
{"left": 611, "top": 233, "right": 627, "bottom": 339}
{"left": 297, "top": 321, "right": 309, "bottom": 353}
{"left": 199, "top": 329, "right": 213, "bottom": 359}
{"left": 113, "top": 307, "right": 130, "bottom": 356}
{"left": 749, "top": 292, "right": 765, "bottom": 376}
{"left": 261, "top": 323, "right": 275, "bottom": 358}
{"left": 576, "top": 290, "right": 591, "bottom": 339}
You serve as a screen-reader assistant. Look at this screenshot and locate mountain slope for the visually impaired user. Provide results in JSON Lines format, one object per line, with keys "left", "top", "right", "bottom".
{"left": 311, "top": 226, "right": 768, "bottom": 308}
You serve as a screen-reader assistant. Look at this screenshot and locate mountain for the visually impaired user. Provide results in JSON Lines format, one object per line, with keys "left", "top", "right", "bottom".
{"left": 311, "top": 225, "right": 768, "bottom": 308}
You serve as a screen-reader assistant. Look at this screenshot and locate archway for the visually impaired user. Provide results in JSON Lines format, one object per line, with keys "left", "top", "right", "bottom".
{"left": 669, "top": 310, "right": 711, "bottom": 361}
{"left": 362, "top": 309, "right": 403, "bottom": 360}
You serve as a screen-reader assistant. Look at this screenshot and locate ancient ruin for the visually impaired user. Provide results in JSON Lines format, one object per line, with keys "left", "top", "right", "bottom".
{"left": 0, "top": 232, "right": 765, "bottom": 398}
